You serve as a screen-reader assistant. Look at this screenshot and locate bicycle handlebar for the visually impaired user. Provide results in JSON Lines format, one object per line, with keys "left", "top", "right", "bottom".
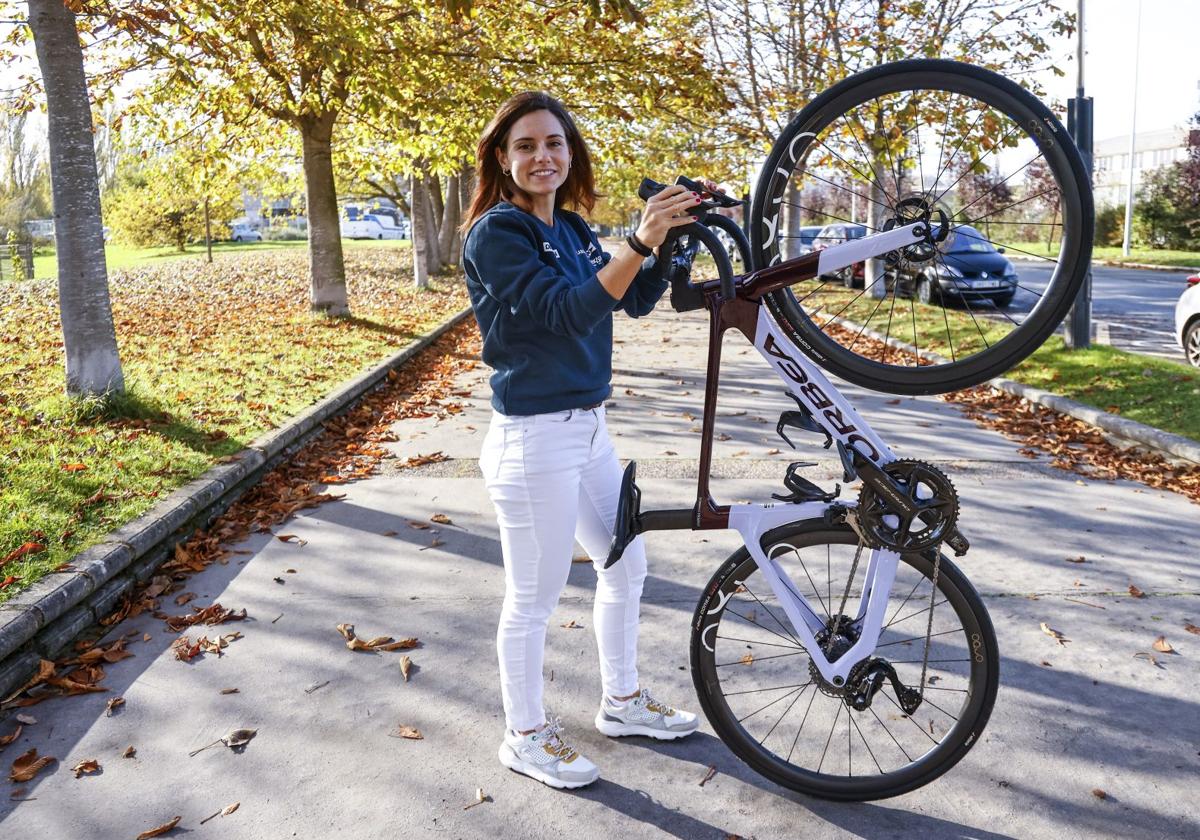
{"left": 636, "top": 175, "right": 744, "bottom": 303}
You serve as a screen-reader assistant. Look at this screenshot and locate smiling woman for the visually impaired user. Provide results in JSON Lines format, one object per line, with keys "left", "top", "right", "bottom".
{"left": 458, "top": 91, "right": 706, "bottom": 790}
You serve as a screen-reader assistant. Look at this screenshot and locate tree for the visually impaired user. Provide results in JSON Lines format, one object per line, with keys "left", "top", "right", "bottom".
{"left": 26, "top": 0, "right": 124, "bottom": 397}
{"left": 0, "top": 110, "right": 53, "bottom": 238}
{"left": 103, "top": 147, "right": 239, "bottom": 251}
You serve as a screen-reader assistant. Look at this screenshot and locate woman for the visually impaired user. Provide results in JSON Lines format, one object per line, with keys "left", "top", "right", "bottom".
{"left": 461, "top": 91, "right": 707, "bottom": 790}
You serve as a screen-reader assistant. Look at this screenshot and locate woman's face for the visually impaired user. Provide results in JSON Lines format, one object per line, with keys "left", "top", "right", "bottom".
{"left": 496, "top": 109, "right": 572, "bottom": 202}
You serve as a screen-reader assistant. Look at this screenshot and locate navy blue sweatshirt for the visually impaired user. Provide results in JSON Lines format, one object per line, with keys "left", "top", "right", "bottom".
{"left": 462, "top": 201, "right": 668, "bottom": 415}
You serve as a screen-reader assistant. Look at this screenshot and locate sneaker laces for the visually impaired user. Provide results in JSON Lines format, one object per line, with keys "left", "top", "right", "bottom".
{"left": 634, "top": 687, "right": 674, "bottom": 716}
{"left": 536, "top": 715, "right": 577, "bottom": 760}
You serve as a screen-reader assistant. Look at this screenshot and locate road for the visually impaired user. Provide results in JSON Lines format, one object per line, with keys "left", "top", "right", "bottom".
{"left": 1006, "top": 260, "right": 1193, "bottom": 363}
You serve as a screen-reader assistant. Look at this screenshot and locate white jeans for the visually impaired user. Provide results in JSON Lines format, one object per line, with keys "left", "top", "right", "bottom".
{"left": 479, "top": 405, "right": 648, "bottom": 733}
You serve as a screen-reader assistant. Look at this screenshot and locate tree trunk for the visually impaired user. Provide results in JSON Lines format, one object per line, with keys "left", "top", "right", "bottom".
{"left": 299, "top": 112, "right": 348, "bottom": 315}
{"left": 866, "top": 162, "right": 888, "bottom": 299}
{"left": 783, "top": 178, "right": 802, "bottom": 261}
{"left": 437, "top": 171, "right": 461, "bottom": 266}
{"left": 430, "top": 174, "right": 444, "bottom": 232}
{"left": 204, "top": 196, "right": 212, "bottom": 263}
{"left": 458, "top": 165, "right": 472, "bottom": 220}
{"left": 28, "top": 0, "right": 124, "bottom": 397}
{"left": 411, "top": 173, "right": 433, "bottom": 288}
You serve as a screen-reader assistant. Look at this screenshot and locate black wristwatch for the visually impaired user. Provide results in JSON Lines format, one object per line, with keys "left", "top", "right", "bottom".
{"left": 625, "top": 232, "right": 653, "bottom": 258}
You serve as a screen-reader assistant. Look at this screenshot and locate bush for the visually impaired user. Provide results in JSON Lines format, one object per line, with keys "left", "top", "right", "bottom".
{"left": 263, "top": 226, "right": 307, "bottom": 241}
{"left": 1094, "top": 205, "right": 1124, "bottom": 247}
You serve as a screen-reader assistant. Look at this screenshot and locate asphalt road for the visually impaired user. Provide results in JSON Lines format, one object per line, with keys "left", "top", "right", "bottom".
{"left": 1004, "top": 260, "right": 1194, "bottom": 363}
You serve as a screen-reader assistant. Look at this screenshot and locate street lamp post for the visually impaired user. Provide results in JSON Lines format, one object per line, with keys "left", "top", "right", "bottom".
{"left": 1065, "top": 0, "right": 1094, "bottom": 349}
{"left": 1120, "top": 0, "right": 1142, "bottom": 256}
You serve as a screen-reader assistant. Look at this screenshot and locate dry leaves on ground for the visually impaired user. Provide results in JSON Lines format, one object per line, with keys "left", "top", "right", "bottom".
{"left": 336, "top": 623, "right": 419, "bottom": 652}
{"left": 136, "top": 815, "right": 181, "bottom": 839}
{"left": 1128, "top": 585, "right": 1146, "bottom": 599}
{"left": 188, "top": 728, "right": 257, "bottom": 757}
{"left": 390, "top": 724, "right": 423, "bottom": 740}
{"left": 71, "top": 758, "right": 100, "bottom": 778}
{"left": 1040, "top": 622, "right": 1070, "bottom": 646}
{"left": 1152, "top": 635, "right": 1175, "bottom": 653}
{"left": 399, "top": 656, "right": 413, "bottom": 682}
{"left": 9, "top": 747, "right": 55, "bottom": 782}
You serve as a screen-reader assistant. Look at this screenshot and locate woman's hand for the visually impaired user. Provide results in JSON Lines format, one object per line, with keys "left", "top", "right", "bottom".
{"left": 634, "top": 184, "right": 703, "bottom": 249}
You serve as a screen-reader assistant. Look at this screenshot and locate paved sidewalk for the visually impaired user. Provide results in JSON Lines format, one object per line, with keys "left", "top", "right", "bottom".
{"left": 2, "top": 305, "right": 1198, "bottom": 839}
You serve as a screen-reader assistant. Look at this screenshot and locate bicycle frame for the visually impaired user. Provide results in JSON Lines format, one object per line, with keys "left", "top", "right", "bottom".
{"left": 632, "top": 221, "right": 928, "bottom": 686}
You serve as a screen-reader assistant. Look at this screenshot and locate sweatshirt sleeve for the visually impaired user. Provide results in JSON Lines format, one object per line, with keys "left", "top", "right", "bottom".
{"left": 594, "top": 228, "right": 668, "bottom": 318}
{"left": 463, "top": 213, "right": 619, "bottom": 338}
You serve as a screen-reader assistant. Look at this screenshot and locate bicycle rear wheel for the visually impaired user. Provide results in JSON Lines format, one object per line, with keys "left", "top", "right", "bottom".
{"left": 750, "top": 59, "right": 1092, "bottom": 395}
{"left": 690, "top": 519, "right": 998, "bottom": 801}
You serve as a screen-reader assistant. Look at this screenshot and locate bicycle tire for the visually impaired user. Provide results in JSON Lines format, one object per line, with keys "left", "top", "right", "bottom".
{"left": 690, "top": 519, "right": 999, "bottom": 801}
{"left": 749, "top": 59, "right": 1093, "bottom": 395}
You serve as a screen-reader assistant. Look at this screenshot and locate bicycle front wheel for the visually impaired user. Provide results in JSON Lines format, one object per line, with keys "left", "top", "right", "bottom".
{"left": 690, "top": 519, "right": 999, "bottom": 801}
{"left": 749, "top": 59, "right": 1093, "bottom": 394}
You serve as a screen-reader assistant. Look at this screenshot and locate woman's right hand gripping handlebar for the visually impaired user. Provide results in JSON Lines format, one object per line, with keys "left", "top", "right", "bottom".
{"left": 635, "top": 185, "right": 703, "bottom": 251}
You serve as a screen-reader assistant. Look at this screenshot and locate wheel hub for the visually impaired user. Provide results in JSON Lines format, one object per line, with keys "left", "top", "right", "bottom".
{"left": 884, "top": 194, "right": 952, "bottom": 265}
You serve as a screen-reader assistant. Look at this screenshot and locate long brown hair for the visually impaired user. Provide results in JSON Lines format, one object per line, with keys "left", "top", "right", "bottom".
{"left": 459, "top": 92, "right": 599, "bottom": 235}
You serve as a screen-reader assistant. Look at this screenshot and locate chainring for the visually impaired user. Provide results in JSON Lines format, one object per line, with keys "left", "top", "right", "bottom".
{"left": 856, "top": 459, "right": 959, "bottom": 552}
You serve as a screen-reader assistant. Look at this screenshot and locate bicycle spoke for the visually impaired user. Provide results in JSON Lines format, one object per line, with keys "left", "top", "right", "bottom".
{"left": 716, "top": 649, "right": 809, "bottom": 667}
{"left": 716, "top": 634, "right": 805, "bottom": 651}
{"left": 818, "top": 703, "right": 842, "bottom": 773}
{"left": 737, "top": 683, "right": 806, "bottom": 725}
{"left": 759, "top": 683, "right": 812, "bottom": 747}
{"left": 921, "top": 694, "right": 961, "bottom": 722}
{"left": 849, "top": 707, "right": 884, "bottom": 775}
{"left": 881, "top": 691, "right": 940, "bottom": 745}
{"left": 724, "top": 606, "right": 805, "bottom": 651}
{"left": 724, "top": 681, "right": 813, "bottom": 698}
{"left": 876, "top": 627, "right": 960, "bottom": 648}
{"left": 786, "top": 682, "right": 821, "bottom": 764}
{"left": 778, "top": 199, "right": 882, "bottom": 233}
{"left": 737, "top": 582, "right": 805, "bottom": 647}
{"left": 869, "top": 704, "right": 914, "bottom": 763}
{"left": 884, "top": 597, "right": 950, "bottom": 629}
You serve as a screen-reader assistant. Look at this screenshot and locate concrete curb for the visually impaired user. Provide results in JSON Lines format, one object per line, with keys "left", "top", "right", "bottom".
{"left": 826, "top": 314, "right": 1200, "bottom": 467}
{"left": 0, "top": 307, "right": 474, "bottom": 700}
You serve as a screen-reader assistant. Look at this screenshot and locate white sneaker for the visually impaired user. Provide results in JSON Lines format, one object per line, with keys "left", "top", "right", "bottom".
{"left": 594, "top": 687, "right": 700, "bottom": 740}
{"left": 498, "top": 715, "right": 600, "bottom": 789}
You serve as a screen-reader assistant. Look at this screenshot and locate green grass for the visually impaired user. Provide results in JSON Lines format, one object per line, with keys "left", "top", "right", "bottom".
{"left": 29, "top": 237, "right": 411, "bottom": 280}
{"left": 1, "top": 243, "right": 464, "bottom": 603}
{"left": 1005, "top": 339, "right": 1200, "bottom": 440}
{"left": 1006, "top": 241, "right": 1200, "bottom": 270}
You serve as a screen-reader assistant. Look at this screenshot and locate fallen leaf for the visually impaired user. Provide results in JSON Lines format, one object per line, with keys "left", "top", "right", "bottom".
{"left": 1133, "top": 651, "right": 1163, "bottom": 668}
{"left": 220, "top": 688, "right": 240, "bottom": 695}
{"left": 382, "top": 530, "right": 399, "bottom": 536}
{"left": 9, "top": 747, "right": 55, "bottom": 782}
{"left": 61, "top": 463, "right": 88, "bottom": 472}
{"left": 72, "top": 758, "right": 100, "bottom": 778}
{"left": 699, "top": 765, "right": 717, "bottom": 786}
{"left": 200, "top": 802, "right": 240, "bottom": 825}
{"left": 463, "top": 787, "right": 488, "bottom": 809}
{"left": 1040, "top": 622, "right": 1070, "bottom": 646}
{"left": 123, "top": 746, "right": 136, "bottom": 758}
{"left": 1091, "top": 788, "right": 1107, "bottom": 800}
{"left": 560, "top": 619, "right": 583, "bottom": 629}
{"left": 135, "top": 816, "right": 181, "bottom": 839}
{"left": 418, "top": 537, "right": 444, "bottom": 550}
{"left": 1128, "top": 585, "right": 1146, "bottom": 598}
{"left": 105, "top": 697, "right": 124, "bottom": 717}
{"left": 739, "top": 653, "right": 754, "bottom": 666}
{"left": 1185, "top": 623, "right": 1200, "bottom": 636}
{"left": 15, "top": 714, "right": 36, "bottom": 726}
{"left": 1152, "top": 635, "right": 1175, "bottom": 654}
{"left": 399, "top": 655, "right": 412, "bottom": 682}
{"left": 430, "top": 513, "right": 453, "bottom": 525}
{"left": 0, "top": 725, "right": 22, "bottom": 748}
{"left": 2, "top": 542, "right": 45, "bottom": 567}
{"left": 276, "top": 534, "right": 307, "bottom": 546}
{"left": 188, "top": 728, "right": 257, "bottom": 757}
{"left": 1065, "top": 556, "right": 1087, "bottom": 564}
{"left": 407, "top": 520, "right": 430, "bottom": 530}
{"left": 390, "top": 724, "right": 423, "bottom": 740}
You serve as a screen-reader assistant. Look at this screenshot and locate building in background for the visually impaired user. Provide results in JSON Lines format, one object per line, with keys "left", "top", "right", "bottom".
{"left": 1092, "top": 127, "right": 1191, "bottom": 207}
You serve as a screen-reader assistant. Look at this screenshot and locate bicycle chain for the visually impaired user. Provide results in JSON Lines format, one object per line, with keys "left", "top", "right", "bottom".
{"left": 916, "top": 548, "right": 943, "bottom": 699}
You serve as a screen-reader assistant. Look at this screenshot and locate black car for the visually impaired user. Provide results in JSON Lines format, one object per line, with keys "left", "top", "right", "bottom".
{"left": 891, "top": 224, "right": 1018, "bottom": 308}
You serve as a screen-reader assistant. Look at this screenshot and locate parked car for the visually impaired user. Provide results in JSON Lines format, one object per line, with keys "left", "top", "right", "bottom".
{"left": 813, "top": 222, "right": 868, "bottom": 287}
{"left": 230, "top": 223, "right": 263, "bottom": 242}
{"left": 1176, "top": 273, "right": 1200, "bottom": 368}
{"left": 890, "top": 223, "right": 1018, "bottom": 308}
{"left": 794, "top": 225, "right": 825, "bottom": 255}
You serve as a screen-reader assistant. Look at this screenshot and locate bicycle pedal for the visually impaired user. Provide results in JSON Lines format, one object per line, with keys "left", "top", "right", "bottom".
{"left": 945, "top": 526, "right": 970, "bottom": 557}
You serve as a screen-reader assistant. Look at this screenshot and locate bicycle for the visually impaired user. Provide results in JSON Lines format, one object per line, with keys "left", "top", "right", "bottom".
{"left": 605, "top": 59, "right": 1092, "bottom": 801}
